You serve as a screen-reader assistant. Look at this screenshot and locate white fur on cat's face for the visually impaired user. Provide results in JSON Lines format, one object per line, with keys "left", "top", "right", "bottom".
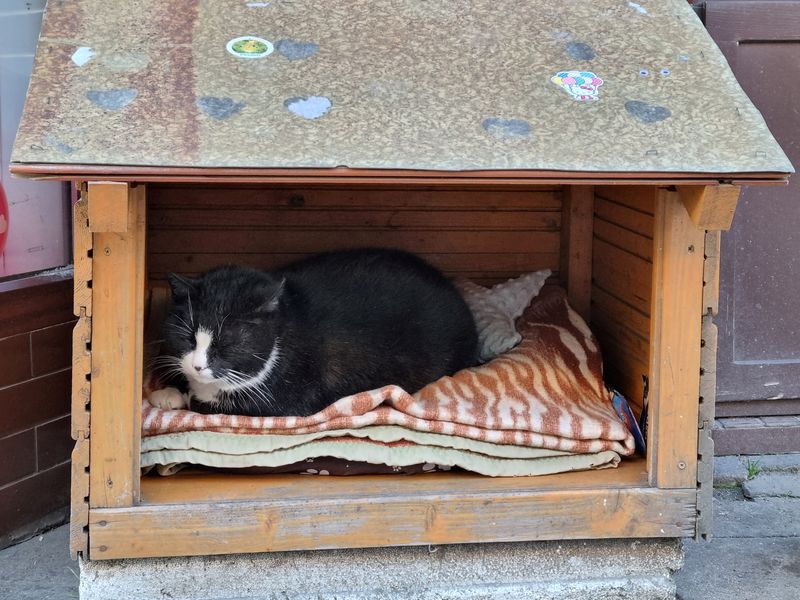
{"left": 181, "top": 326, "right": 216, "bottom": 384}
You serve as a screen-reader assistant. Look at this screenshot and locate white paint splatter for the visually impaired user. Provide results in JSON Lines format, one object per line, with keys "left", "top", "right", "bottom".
{"left": 628, "top": 2, "right": 648, "bottom": 14}
{"left": 71, "top": 46, "right": 95, "bottom": 67}
{"left": 284, "top": 95, "right": 332, "bottom": 120}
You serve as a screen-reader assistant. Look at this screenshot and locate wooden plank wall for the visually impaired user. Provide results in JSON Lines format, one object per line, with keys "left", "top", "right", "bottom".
{"left": 146, "top": 185, "right": 563, "bottom": 286}
{"left": 591, "top": 186, "right": 656, "bottom": 417}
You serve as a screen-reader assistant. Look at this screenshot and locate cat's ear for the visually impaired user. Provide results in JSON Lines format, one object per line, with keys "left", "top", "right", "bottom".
{"left": 256, "top": 277, "right": 285, "bottom": 313}
{"left": 167, "top": 273, "right": 198, "bottom": 302}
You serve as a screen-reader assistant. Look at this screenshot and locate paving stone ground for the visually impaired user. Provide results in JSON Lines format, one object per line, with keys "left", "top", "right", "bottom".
{"left": 743, "top": 473, "right": 800, "bottom": 499}
{"left": 0, "top": 465, "right": 797, "bottom": 599}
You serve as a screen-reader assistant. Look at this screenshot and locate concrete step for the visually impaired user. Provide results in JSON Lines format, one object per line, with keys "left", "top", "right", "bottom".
{"left": 742, "top": 473, "right": 800, "bottom": 499}
{"left": 714, "top": 453, "right": 800, "bottom": 486}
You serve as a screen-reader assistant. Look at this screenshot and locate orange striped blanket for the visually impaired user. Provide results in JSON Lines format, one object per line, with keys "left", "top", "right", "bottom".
{"left": 142, "top": 286, "right": 635, "bottom": 457}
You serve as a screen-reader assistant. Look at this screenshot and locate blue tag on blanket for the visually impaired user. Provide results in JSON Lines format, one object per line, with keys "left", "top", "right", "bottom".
{"left": 611, "top": 389, "right": 646, "bottom": 456}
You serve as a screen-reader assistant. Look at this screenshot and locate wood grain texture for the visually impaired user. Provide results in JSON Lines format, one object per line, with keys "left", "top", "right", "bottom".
{"left": 87, "top": 181, "right": 131, "bottom": 232}
{"left": 592, "top": 239, "right": 652, "bottom": 315}
{"left": 594, "top": 196, "right": 655, "bottom": 234}
{"left": 73, "top": 189, "right": 92, "bottom": 316}
{"left": 594, "top": 187, "right": 656, "bottom": 215}
{"left": 89, "top": 184, "right": 146, "bottom": 508}
{"left": 678, "top": 185, "right": 740, "bottom": 230}
{"left": 91, "top": 463, "right": 694, "bottom": 559}
{"left": 71, "top": 312, "right": 91, "bottom": 440}
{"left": 11, "top": 165, "right": 790, "bottom": 186}
{"left": 560, "top": 186, "right": 594, "bottom": 320}
{"left": 148, "top": 253, "right": 560, "bottom": 281}
{"left": 703, "top": 231, "right": 722, "bottom": 315}
{"left": 141, "top": 458, "right": 649, "bottom": 504}
{"left": 590, "top": 186, "right": 656, "bottom": 417}
{"left": 648, "top": 190, "right": 705, "bottom": 489}
{"left": 70, "top": 437, "right": 89, "bottom": 559}
{"left": 11, "top": 1, "right": 790, "bottom": 176}
{"left": 148, "top": 185, "right": 563, "bottom": 210}
{"left": 148, "top": 185, "right": 563, "bottom": 282}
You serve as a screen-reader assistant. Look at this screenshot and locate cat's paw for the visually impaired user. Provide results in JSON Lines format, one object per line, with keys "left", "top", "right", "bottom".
{"left": 149, "top": 387, "right": 189, "bottom": 410}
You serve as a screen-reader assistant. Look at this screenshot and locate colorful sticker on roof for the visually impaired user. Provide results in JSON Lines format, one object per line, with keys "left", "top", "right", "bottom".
{"left": 551, "top": 71, "right": 603, "bottom": 102}
{"left": 226, "top": 36, "right": 274, "bottom": 59}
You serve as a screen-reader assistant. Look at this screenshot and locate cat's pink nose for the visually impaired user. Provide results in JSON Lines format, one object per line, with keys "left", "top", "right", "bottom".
{"left": 194, "top": 365, "right": 203, "bottom": 372}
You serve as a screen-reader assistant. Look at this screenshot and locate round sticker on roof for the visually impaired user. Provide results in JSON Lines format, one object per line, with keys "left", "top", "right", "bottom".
{"left": 551, "top": 70, "right": 603, "bottom": 102}
{"left": 226, "top": 36, "right": 274, "bottom": 58}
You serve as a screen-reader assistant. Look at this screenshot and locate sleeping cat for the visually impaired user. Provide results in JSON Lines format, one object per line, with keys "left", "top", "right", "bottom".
{"left": 149, "top": 248, "right": 478, "bottom": 417}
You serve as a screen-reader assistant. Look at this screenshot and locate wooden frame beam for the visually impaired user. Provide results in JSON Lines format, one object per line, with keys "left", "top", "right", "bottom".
{"left": 560, "top": 185, "right": 594, "bottom": 320}
{"left": 88, "top": 181, "right": 131, "bottom": 232}
{"left": 648, "top": 189, "right": 706, "bottom": 488}
{"left": 677, "top": 184, "right": 740, "bottom": 230}
{"left": 70, "top": 186, "right": 92, "bottom": 558}
{"left": 88, "top": 183, "right": 147, "bottom": 510}
{"left": 89, "top": 476, "right": 695, "bottom": 559}
{"left": 68, "top": 180, "right": 711, "bottom": 560}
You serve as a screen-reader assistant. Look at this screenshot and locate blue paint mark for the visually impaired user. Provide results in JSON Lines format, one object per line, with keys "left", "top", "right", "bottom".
{"left": 565, "top": 42, "right": 595, "bottom": 61}
{"left": 44, "top": 133, "right": 74, "bottom": 154}
{"left": 482, "top": 118, "right": 532, "bottom": 139}
{"left": 276, "top": 39, "right": 320, "bottom": 60}
{"left": 625, "top": 100, "right": 671, "bottom": 123}
{"left": 196, "top": 96, "right": 246, "bottom": 120}
{"left": 86, "top": 88, "right": 138, "bottom": 111}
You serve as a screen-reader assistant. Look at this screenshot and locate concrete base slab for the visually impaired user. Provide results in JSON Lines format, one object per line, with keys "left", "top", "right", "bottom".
{"left": 80, "top": 539, "right": 683, "bottom": 600}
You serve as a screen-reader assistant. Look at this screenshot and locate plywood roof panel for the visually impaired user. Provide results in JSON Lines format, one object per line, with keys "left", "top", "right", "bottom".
{"left": 11, "top": 0, "right": 793, "bottom": 177}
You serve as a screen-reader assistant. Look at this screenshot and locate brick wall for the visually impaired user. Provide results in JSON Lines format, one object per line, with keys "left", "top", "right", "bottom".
{"left": 0, "top": 272, "right": 74, "bottom": 549}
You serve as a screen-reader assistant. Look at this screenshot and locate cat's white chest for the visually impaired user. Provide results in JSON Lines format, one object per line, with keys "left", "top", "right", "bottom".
{"left": 189, "top": 380, "right": 223, "bottom": 404}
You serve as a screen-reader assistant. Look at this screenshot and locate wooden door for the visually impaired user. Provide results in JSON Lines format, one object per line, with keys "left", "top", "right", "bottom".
{"left": 706, "top": 1, "right": 800, "bottom": 417}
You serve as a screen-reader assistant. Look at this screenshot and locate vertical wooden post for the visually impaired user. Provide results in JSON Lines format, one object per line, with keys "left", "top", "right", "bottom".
{"left": 560, "top": 185, "right": 594, "bottom": 320}
{"left": 70, "top": 183, "right": 92, "bottom": 558}
{"left": 648, "top": 188, "right": 705, "bottom": 489}
{"left": 89, "top": 182, "right": 146, "bottom": 508}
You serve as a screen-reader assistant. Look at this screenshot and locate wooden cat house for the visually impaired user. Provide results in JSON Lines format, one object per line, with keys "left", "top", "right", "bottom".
{"left": 11, "top": 0, "right": 791, "bottom": 561}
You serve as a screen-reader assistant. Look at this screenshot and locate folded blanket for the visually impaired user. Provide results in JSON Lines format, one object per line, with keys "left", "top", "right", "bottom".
{"left": 143, "top": 286, "right": 635, "bottom": 459}
{"left": 142, "top": 426, "right": 621, "bottom": 477}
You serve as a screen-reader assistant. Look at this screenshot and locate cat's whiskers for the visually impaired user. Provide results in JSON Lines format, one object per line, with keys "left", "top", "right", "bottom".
{"left": 170, "top": 315, "right": 194, "bottom": 336}
{"left": 186, "top": 290, "right": 195, "bottom": 327}
{"left": 148, "top": 356, "right": 182, "bottom": 370}
{"left": 216, "top": 312, "right": 230, "bottom": 336}
{"left": 221, "top": 369, "right": 276, "bottom": 411}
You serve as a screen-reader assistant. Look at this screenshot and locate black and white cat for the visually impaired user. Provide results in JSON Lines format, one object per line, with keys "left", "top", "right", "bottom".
{"left": 149, "top": 248, "right": 478, "bottom": 417}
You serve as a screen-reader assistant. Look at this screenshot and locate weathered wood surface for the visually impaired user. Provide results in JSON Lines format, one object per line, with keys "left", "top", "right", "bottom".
{"left": 560, "top": 186, "right": 593, "bottom": 320}
{"left": 88, "top": 181, "right": 130, "bottom": 232}
{"left": 12, "top": 1, "right": 789, "bottom": 178}
{"left": 90, "top": 460, "right": 694, "bottom": 560}
{"left": 703, "top": 231, "right": 722, "bottom": 315}
{"left": 590, "top": 186, "right": 655, "bottom": 417}
{"left": 70, "top": 187, "right": 92, "bottom": 558}
{"left": 678, "top": 185, "right": 741, "bottom": 230}
{"left": 70, "top": 437, "right": 90, "bottom": 559}
{"left": 148, "top": 185, "right": 563, "bottom": 283}
{"left": 88, "top": 183, "right": 146, "bottom": 508}
{"left": 141, "top": 458, "right": 649, "bottom": 505}
{"left": 72, "top": 191, "right": 92, "bottom": 316}
{"left": 648, "top": 190, "right": 705, "bottom": 489}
